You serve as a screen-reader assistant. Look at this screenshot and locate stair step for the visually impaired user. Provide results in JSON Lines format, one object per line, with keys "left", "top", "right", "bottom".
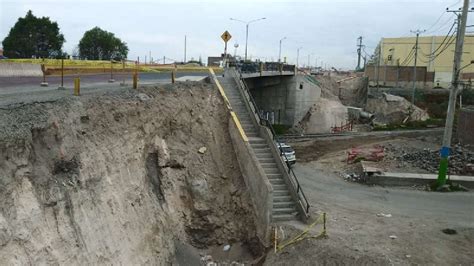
{"left": 253, "top": 147, "right": 271, "bottom": 152}
{"left": 267, "top": 173, "right": 283, "bottom": 179}
{"left": 273, "top": 195, "right": 292, "bottom": 202}
{"left": 261, "top": 163, "right": 278, "bottom": 169}
{"left": 274, "top": 190, "right": 290, "bottom": 196}
{"left": 272, "top": 213, "right": 297, "bottom": 222}
{"left": 264, "top": 168, "right": 280, "bottom": 174}
{"left": 272, "top": 184, "right": 287, "bottom": 190}
{"left": 273, "top": 201, "right": 295, "bottom": 209}
{"left": 250, "top": 143, "right": 267, "bottom": 148}
{"left": 242, "top": 126, "right": 257, "bottom": 131}
{"left": 258, "top": 158, "right": 275, "bottom": 164}
{"left": 269, "top": 179, "right": 285, "bottom": 185}
{"left": 272, "top": 207, "right": 297, "bottom": 215}
{"left": 255, "top": 153, "right": 272, "bottom": 159}
{"left": 249, "top": 138, "right": 266, "bottom": 144}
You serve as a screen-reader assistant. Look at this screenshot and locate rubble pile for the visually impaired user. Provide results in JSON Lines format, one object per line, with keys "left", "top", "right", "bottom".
{"left": 386, "top": 144, "right": 474, "bottom": 175}
{"left": 366, "top": 93, "right": 429, "bottom": 125}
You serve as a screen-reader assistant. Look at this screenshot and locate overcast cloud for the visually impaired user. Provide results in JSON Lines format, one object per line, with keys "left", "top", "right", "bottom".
{"left": 0, "top": 0, "right": 471, "bottom": 69}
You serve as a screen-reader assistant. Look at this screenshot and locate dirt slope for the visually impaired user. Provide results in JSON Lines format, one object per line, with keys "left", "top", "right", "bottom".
{"left": 0, "top": 83, "right": 259, "bottom": 264}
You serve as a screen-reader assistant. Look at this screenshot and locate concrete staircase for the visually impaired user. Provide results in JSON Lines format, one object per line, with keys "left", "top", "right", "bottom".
{"left": 217, "top": 75, "right": 298, "bottom": 221}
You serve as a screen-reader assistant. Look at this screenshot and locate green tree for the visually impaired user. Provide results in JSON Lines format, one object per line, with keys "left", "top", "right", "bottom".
{"left": 78, "top": 27, "right": 128, "bottom": 60}
{"left": 2, "top": 10, "right": 65, "bottom": 58}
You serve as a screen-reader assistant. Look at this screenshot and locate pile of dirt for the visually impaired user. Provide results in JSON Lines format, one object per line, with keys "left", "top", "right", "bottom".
{"left": 385, "top": 143, "right": 474, "bottom": 175}
{"left": 366, "top": 93, "right": 429, "bottom": 125}
{"left": 0, "top": 82, "right": 260, "bottom": 264}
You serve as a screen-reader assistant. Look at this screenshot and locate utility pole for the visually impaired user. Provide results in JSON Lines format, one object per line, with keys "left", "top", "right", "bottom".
{"left": 410, "top": 29, "right": 426, "bottom": 105}
{"left": 375, "top": 42, "right": 382, "bottom": 89}
{"left": 184, "top": 35, "right": 187, "bottom": 63}
{"left": 356, "top": 36, "right": 364, "bottom": 70}
{"left": 437, "top": 0, "right": 470, "bottom": 188}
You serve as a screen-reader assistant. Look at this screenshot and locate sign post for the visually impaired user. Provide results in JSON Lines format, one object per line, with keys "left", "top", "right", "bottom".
{"left": 221, "top": 30, "right": 232, "bottom": 65}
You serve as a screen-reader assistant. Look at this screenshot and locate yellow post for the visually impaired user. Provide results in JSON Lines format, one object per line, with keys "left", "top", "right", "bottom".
{"left": 323, "top": 212, "right": 327, "bottom": 236}
{"left": 133, "top": 73, "right": 138, "bottom": 89}
{"left": 74, "top": 78, "right": 80, "bottom": 96}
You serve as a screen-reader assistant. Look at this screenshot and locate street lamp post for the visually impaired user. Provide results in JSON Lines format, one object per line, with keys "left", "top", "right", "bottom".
{"left": 230, "top": 17, "right": 266, "bottom": 61}
{"left": 307, "top": 53, "right": 314, "bottom": 69}
{"left": 296, "top": 47, "right": 303, "bottom": 68}
{"left": 279, "top": 37, "right": 287, "bottom": 63}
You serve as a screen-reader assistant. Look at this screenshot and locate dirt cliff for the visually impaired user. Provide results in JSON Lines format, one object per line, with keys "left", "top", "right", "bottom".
{"left": 0, "top": 82, "right": 259, "bottom": 264}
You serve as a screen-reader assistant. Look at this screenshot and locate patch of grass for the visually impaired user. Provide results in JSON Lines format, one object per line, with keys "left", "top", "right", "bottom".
{"left": 273, "top": 124, "right": 291, "bottom": 135}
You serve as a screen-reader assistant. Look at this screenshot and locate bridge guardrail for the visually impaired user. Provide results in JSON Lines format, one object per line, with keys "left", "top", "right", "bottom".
{"left": 230, "top": 61, "right": 296, "bottom": 74}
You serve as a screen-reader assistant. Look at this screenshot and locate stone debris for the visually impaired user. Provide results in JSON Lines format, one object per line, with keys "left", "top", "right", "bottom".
{"left": 366, "top": 93, "right": 429, "bottom": 125}
{"left": 376, "top": 213, "right": 392, "bottom": 218}
{"left": 137, "top": 93, "right": 151, "bottom": 101}
{"left": 343, "top": 173, "right": 362, "bottom": 182}
{"left": 389, "top": 235, "right": 397, "bottom": 239}
{"left": 198, "top": 147, "right": 207, "bottom": 154}
{"left": 386, "top": 143, "right": 474, "bottom": 175}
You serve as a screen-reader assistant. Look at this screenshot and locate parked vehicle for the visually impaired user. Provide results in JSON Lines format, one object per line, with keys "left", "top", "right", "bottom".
{"left": 276, "top": 142, "right": 296, "bottom": 165}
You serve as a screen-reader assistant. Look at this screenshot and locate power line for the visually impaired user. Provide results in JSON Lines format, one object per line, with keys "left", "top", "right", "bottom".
{"left": 419, "top": 34, "right": 457, "bottom": 63}
{"left": 425, "top": 11, "right": 447, "bottom": 32}
{"left": 400, "top": 45, "right": 416, "bottom": 66}
{"left": 425, "top": 13, "right": 457, "bottom": 34}
{"left": 448, "top": 0, "right": 462, "bottom": 8}
{"left": 421, "top": 21, "right": 457, "bottom": 57}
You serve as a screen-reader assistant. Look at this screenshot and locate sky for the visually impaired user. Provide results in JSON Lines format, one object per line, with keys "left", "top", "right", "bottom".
{"left": 0, "top": 0, "right": 472, "bottom": 69}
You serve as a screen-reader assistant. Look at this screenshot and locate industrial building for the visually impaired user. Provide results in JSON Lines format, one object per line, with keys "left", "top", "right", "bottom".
{"left": 365, "top": 35, "right": 474, "bottom": 88}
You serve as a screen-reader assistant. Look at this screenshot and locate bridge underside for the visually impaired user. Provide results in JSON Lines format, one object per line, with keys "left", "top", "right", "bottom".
{"left": 242, "top": 74, "right": 321, "bottom": 127}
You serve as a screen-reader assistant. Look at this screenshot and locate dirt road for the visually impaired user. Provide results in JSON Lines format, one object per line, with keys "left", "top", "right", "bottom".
{"left": 265, "top": 161, "right": 473, "bottom": 265}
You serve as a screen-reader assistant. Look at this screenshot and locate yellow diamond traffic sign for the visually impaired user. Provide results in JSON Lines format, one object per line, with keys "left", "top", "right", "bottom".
{"left": 221, "top": 30, "right": 232, "bottom": 43}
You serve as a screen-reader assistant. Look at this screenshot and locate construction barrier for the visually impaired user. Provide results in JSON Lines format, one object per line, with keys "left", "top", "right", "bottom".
{"left": 0, "top": 62, "right": 42, "bottom": 77}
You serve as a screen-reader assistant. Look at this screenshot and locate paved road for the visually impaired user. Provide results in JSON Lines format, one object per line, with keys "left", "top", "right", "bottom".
{"left": 0, "top": 72, "right": 206, "bottom": 91}
{"left": 294, "top": 162, "right": 474, "bottom": 226}
{"left": 0, "top": 72, "right": 208, "bottom": 107}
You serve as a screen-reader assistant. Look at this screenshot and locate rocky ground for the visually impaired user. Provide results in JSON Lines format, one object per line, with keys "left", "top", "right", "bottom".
{"left": 386, "top": 142, "right": 474, "bottom": 175}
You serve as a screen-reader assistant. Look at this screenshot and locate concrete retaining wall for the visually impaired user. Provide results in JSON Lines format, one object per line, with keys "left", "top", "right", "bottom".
{"left": 457, "top": 108, "right": 474, "bottom": 146}
{"left": 228, "top": 118, "right": 273, "bottom": 244}
{"left": 0, "top": 62, "right": 43, "bottom": 77}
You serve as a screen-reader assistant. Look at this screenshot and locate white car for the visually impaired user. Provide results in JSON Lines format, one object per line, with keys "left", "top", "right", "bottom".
{"left": 276, "top": 142, "right": 296, "bottom": 165}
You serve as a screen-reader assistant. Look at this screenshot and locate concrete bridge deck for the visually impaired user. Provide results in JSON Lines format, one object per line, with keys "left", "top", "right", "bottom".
{"left": 241, "top": 71, "right": 295, "bottom": 79}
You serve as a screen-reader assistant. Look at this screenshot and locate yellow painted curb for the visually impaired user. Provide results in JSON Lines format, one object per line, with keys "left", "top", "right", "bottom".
{"left": 231, "top": 112, "right": 249, "bottom": 142}
{"left": 209, "top": 68, "right": 248, "bottom": 142}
